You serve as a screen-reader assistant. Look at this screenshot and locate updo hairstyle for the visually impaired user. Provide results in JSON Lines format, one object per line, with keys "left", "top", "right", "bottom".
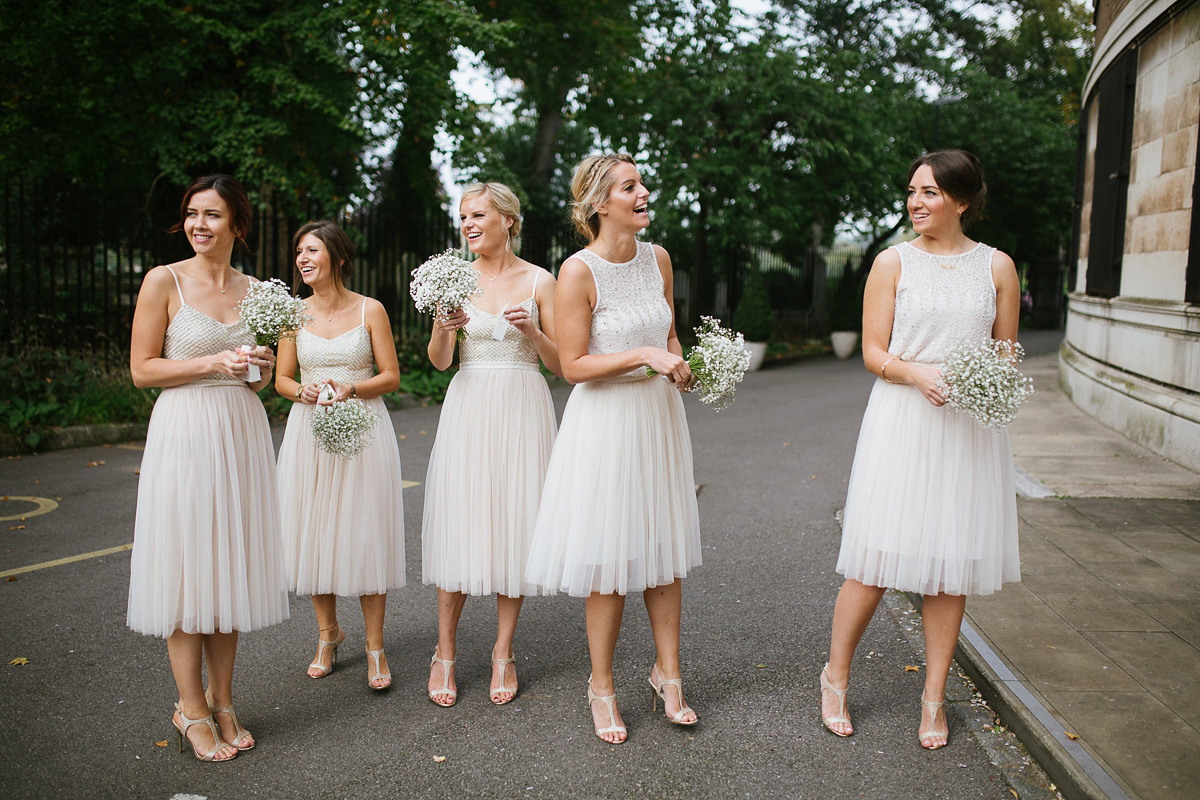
{"left": 460, "top": 182, "right": 523, "bottom": 244}
{"left": 569, "top": 153, "right": 636, "bottom": 243}
{"left": 907, "top": 149, "right": 987, "bottom": 227}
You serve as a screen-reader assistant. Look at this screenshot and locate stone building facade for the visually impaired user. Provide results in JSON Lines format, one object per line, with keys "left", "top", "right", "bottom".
{"left": 1066, "top": 0, "right": 1200, "bottom": 470}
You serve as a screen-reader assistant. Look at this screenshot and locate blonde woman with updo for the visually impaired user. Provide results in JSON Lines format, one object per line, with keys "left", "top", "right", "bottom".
{"left": 525, "top": 154, "right": 702, "bottom": 744}
{"left": 422, "top": 182, "right": 560, "bottom": 707}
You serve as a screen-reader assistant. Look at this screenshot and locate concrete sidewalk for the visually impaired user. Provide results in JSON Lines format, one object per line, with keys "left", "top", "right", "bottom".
{"left": 960, "top": 348, "right": 1200, "bottom": 800}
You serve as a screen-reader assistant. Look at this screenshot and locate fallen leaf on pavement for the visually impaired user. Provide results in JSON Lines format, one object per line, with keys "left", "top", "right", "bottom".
{"left": 433, "top": 755, "right": 446, "bottom": 763}
{"left": 1064, "top": 731, "right": 1078, "bottom": 740}
{"left": 9, "top": 657, "right": 29, "bottom": 666}
{"left": 904, "top": 665, "right": 920, "bottom": 672}
{"left": 86, "top": 460, "right": 106, "bottom": 467}
{"left": 6, "top": 576, "right": 16, "bottom": 582}
{"left": 155, "top": 740, "right": 168, "bottom": 747}
{"left": 10, "top": 525, "right": 25, "bottom": 530}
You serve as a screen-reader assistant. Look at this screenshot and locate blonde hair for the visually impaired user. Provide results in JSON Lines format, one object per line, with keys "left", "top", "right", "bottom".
{"left": 569, "top": 153, "right": 636, "bottom": 243}
{"left": 460, "top": 182, "right": 522, "bottom": 243}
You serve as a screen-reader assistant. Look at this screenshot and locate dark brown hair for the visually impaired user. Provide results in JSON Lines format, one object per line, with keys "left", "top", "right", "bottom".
{"left": 169, "top": 174, "right": 254, "bottom": 244}
{"left": 292, "top": 220, "right": 355, "bottom": 290}
{"left": 907, "top": 149, "right": 987, "bottom": 226}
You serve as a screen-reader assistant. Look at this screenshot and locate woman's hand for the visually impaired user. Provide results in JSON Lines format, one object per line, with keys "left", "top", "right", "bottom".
{"left": 436, "top": 307, "right": 468, "bottom": 334}
{"left": 250, "top": 345, "right": 275, "bottom": 376}
{"left": 644, "top": 348, "right": 695, "bottom": 391}
{"left": 503, "top": 304, "right": 538, "bottom": 338}
{"left": 315, "top": 379, "right": 355, "bottom": 405}
{"left": 210, "top": 349, "right": 250, "bottom": 378}
{"left": 908, "top": 364, "right": 947, "bottom": 407}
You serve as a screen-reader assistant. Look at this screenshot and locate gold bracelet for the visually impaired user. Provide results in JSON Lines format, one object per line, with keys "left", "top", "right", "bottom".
{"left": 881, "top": 357, "right": 899, "bottom": 384}
{"left": 350, "top": 384, "right": 357, "bottom": 398}
{"left": 295, "top": 384, "right": 303, "bottom": 400}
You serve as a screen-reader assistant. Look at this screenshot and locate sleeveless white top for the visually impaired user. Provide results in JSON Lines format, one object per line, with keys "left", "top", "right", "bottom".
{"left": 459, "top": 272, "right": 542, "bottom": 370}
{"left": 162, "top": 266, "right": 254, "bottom": 386}
{"left": 573, "top": 241, "right": 671, "bottom": 374}
{"left": 296, "top": 300, "right": 375, "bottom": 385}
{"left": 889, "top": 240, "right": 997, "bottom": 365}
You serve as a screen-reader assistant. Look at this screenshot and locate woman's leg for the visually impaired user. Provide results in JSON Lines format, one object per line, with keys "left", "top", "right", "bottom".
{"left": 429, "top": 589, "right": 467, "bottom": 704}
{"left": 585, "top": 592, "right": 627, "bottom": 743}
{"left": 823, "top": 579, "right": 887, "bottom": 735}
{"left": 360, "top": 593, "right": 389, "bottom": 688}
{"left": 166, "top": 631, "right": 236, "bottom": 760}
{"left": 308, "top": 594, "right": 341, "bottom": 677}
{"left": 918, "top": 592, "right": 966, "bottom": 748}
{"left": 490, "top": 594, "right": 524, "bottom": 703}
{"left": 643, "top": 579, "right": 696, "bottom": 723}
{"left": 202, "top": 631, "right": 249, "bottom": 748}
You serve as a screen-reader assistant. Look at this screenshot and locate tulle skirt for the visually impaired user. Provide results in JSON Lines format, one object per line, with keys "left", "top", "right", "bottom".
{"left": 126, "top": 384, "right": 289, "bottom": 637}
{"left": 837, "top": 378, "right": 1021, "bottom": 596}
{"left": 277, "top": 396, "right": 406, "bottom": 596}
{"left": 525, "top": 375, "right": 702, "bottom": 597}
{"left": 422, "top": 364, "right": 556, "bottom": 597}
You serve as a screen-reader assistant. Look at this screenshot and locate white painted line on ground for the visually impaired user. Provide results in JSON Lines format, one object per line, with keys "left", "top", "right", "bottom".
{"left": 0, "top": 543, "right": 132, "bottom": 579}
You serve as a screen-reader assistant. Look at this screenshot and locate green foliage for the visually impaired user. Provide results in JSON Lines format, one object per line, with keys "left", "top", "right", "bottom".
{"left": 394, "top": 332, "right": 456, "bottom": 404}
{"left": 733, "top": 268, "right": 774, "bottom": 343}
{"left": 0, "top": 346, "right": 157, "bottom": 451}
{"left": 828, "top": 272, "right": 865, "bottom": 332}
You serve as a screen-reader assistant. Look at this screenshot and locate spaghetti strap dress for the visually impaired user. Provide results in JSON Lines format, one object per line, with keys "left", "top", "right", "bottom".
{"left": 525, "top": 241, "right": 701, "bottom": 597}
{"left": 422, "top": 271, "right": 557, "bottom": 597}
{"left": 276, "top": 300, "right": 406, "bottom": 596}
{"left": 836, "top": 241, "right": 1021, "bottom": 596}
{"left": 126, "top": 267, "right": 289, "bottom": 637}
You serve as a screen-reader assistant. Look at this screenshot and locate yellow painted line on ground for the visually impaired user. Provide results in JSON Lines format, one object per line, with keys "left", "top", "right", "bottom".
{"left": 402, "top": 480, "right": 421, "bottom": 488}
{"left": 1, "top": 543, "right": 132, "bottom": 579}
{"left": 0, "top": 496, "right": 59, "bottom": 522}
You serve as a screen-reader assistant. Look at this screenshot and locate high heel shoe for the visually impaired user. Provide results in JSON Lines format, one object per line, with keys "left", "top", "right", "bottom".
{"left": 428, "top": 650, "right": 457, "bottom": 706}
{"left": 919, "top": 691, "right": 949, "bottom": 750}
{"left": 172, "top": 702, "right": 237, "bottom": 762}
{"left": 820, "top": 663, "right": 853, "bottom": 737}
{"left": 587, "top": 677, "right": 627, "bottom": 744}
{"left": 489, "top": 652, "right": 517, "bottom": 705}
{"left": 307, "top": 625, "right": 344, "bottom": 679}
{"left": 205, "top": 687, "right": 255, "bottom": 750}
{"left": 366, "top": 648, "right": 391, "bottom": 690}
{"left": 648, "top": 665, "right": 697, "bottom": 726}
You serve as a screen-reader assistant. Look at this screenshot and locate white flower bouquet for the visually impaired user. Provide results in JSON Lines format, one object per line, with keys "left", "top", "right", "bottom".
{"left": 311, "top": 397, "right": 381, "bottom": 459}
{"left": 410, "top": 249, "right": 480, "bottom": 340}
{"left": 237, "top": 278, "right": 310, "bottom": 381}
{"left": 937, "top": 338, "right": 1035, "bottom": 429}
{"left": 649, "top": 316, "right": 752, "bottom": 412}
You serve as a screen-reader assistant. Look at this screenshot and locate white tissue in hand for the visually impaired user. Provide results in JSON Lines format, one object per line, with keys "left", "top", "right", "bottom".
{"left": 318, "top": 384, "right": 336, "bottom": 404}
{"left": 240, "top": 345, "right": 261, "bottom": 383}
{"left": 492, "top": 304, "right": 511, "bottom": 340}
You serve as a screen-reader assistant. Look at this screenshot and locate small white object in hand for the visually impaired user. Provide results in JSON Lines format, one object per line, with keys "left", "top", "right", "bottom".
{"left": 317, "top": 383, "right": 336, "bottom": 404}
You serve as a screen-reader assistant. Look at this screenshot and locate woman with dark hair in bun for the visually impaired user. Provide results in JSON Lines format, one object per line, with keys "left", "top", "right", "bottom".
{"left": 275, "top": 219, "right": 405, "bottom": 691}
{"left": 127, "top": 174, "right": 287, "bottom": 761}
{"left": 819, "top": 150, "right": 1021, "bottom": 749}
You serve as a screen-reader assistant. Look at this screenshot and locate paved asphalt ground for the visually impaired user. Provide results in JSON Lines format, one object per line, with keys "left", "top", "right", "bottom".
{"left": 1, "top": 343, "right": 1068, "bottom": 800}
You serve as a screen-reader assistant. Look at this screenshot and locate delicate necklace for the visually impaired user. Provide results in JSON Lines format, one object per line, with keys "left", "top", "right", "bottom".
{"left": 481, "top": 255, "right": 515, "bottom": 282}
{"left": 313, "top": 298, "right": 346, "bottom": 322}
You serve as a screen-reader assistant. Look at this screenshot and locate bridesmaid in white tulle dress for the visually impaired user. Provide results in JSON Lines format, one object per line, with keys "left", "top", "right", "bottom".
{"left": 127, "top": 174, "right": 286, "bottom": 762}
{"left": 820, "top": 150, "right": 1021, "bottom": 750}
{"left": 422, "top": 183, "right": 560, "bottom": 707}
{"left": 275, "top": 220, "right": 405, "bottom": 691}
{"left": 524, "top": 154, "right": 702, "bottom": 744}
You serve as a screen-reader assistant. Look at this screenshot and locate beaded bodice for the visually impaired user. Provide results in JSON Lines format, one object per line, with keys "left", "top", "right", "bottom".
{"left": 459, "top": 294, "right": 541, "bottom": 366}
{"left": 296, "top": 301, "right": 375, "bottom": 383}
{"left": 574, "top": 241, "right": 671, "bottom": 373}
{"left": 162, "top": 267, "right": 253, "bottom": 386}
{"left": 889, "top": 240, "right": 997, "bottom": 364}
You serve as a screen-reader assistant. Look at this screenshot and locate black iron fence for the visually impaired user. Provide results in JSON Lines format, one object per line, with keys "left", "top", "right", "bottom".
{"left": 0, "top": 175, "right": 861, "bottom": 355}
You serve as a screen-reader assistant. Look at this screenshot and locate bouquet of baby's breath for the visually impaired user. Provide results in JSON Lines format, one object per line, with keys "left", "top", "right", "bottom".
{"left": 937, "top": 338, "right": 1034, "bottom": 429}
{"left": 311, "top": 398, "right": 381, "bottom": 459}
{"left": 410, "top": 249, "right": 480, "bottom": 316}
{"left": 648, "top": 316, "right": 752, "bottom": 411}
{"left": 237, "top": 278, "right": 309, "bottom": 380}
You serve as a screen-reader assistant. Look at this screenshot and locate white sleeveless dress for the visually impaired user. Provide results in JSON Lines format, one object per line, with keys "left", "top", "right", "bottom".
{"left": 276, "top": 300, "right": 406, "bottom": 596}
{"left": 525, "top": 241, "right": 702, "bottom": 597}
{"left": 422, "top": 273, "right": 557, "bottom": 597}
{"left": 126, "top": 267, "right": 289, "bottom": 637}
{"left": 836, "top": 241, "right": 1021, "bottom": 596}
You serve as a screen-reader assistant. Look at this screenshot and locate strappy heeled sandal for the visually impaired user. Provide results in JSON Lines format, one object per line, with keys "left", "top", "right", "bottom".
{"left": 648, "top": 665, "right": 698, "bottom": 726}
{"left": 205, "top": 687, "right": 254, "bottom": 750}
{"left": 489, "top": 652, "right": 518, "bottom": 705}
{"left": 919, "top": 691, "right": 949, "bottom": 750}
{"left": 587, "top": 677, "right": 627, "bottom": 744}
{"left": 428, "top": 650, "right": 457, "bottom": 706}
{"left": 366, "top": 648, "right": 392, "bottom": 690}
{"left": 307, "top": 625, "right": 344, "bottom": 679}
{"left": 173, "top": 702, "right": 237, "bottom": 762}
{"left": 820, "top": 662, "right": 853, "bottom": 737}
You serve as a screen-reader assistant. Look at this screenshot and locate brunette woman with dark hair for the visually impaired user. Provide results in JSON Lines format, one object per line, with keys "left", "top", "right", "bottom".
{"left": 275, "top": 220, "right": 405, "bottom": 690}
{"left": 818, "top": 149, "right": 1021, "bottom": 749}
{"left": 127, "top": 174, "right": 287, "bottom": 761}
